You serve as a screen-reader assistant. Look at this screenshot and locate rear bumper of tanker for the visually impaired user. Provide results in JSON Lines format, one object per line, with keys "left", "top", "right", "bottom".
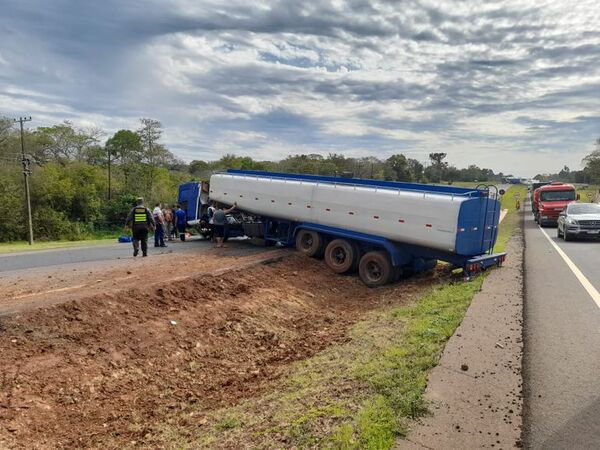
{"left": 463, "top": 252, "right": 507, "bottom": 277}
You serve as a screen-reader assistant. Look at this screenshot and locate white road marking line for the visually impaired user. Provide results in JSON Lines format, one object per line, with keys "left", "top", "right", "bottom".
{"left": 538, "top": 227, "right": 600, "bottom": 309}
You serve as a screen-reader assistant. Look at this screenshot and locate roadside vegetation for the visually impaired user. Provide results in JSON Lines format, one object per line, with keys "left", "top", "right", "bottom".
{"left": 494, "top": 184, "right": 528, "bottom": 253}
{"left": 576, "top": 185, "right": 599, "bottom": 203}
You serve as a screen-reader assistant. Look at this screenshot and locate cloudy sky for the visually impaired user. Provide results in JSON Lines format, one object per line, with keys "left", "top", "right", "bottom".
{"left": 1, "top": 0, "right": 599, "bottom": 176}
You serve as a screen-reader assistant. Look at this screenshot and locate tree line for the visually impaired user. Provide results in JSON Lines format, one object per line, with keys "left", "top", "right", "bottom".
{"left": 0, "top": 118, "right": 188, "bottom": 241}
{"left": 534, "top": 138, "right": 600, "bottom": 184}
{"left": 1, "top": 116, "right": 598, "bottom": 242}
{"left": 187, "top": 151, "right": 499, "bottom": 184}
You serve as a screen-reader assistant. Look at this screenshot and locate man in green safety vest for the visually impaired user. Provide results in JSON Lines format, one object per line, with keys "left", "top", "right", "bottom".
{"left": 124, "top": 197, "right": 156, "bottom": 257}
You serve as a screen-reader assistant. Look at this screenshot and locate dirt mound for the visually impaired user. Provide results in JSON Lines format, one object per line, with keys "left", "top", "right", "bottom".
{"left": 0, "top": 255, "right": 443, "bottom": 449}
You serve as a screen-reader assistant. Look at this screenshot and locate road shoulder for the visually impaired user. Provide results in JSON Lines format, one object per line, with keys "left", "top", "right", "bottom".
{"left": 398, "top": 216, "right": 524, "bottom": 449}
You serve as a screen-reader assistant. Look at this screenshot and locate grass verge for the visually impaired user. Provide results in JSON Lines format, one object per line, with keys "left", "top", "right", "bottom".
{"left": 576, "top": 184, "right": 599, "bottom": 203}
{"left": 150, "top": 186, "right": 524, "bottom": 449}
{"left": 0, "top": 237, "right": 118, "bottom": 254}
{"left": 494, "top": 184, "right": 528, "bottom": 253}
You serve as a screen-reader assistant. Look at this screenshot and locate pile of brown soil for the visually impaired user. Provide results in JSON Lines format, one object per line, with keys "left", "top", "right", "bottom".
{"left": 0, "top": 255, "right": 442, "bottom": 449}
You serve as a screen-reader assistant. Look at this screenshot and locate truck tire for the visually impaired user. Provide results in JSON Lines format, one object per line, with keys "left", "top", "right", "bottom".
{"left": 358, "top": 251, "right": 392, "bottom": 287}
{"left": 324, "top": 239, "right": 359, "bottom": 273}
{"left": 295, "top": 230, "right": 324, "bottom": 258}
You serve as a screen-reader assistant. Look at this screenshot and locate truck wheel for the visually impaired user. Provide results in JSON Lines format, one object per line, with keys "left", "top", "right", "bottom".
{"left": 557, "top": 227, "right": 563, "bottom": 238}
{"left": 324, "top": 239, "right": 359, "bottom": 273}
{"left": 295, "top": 230, "right": 324, "bottom": 257}
{"left": 358, "top": 251, "right": 392, "bottom": 287}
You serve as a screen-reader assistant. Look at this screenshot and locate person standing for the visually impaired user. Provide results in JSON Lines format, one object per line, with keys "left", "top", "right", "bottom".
{"left": 175, "top": 204, "right": 187, "bottom": 241}
{"left": 207, "top": 201, "right": 216, "bottom": 242}
{"left": 163, "top": 206, "right": 174, "bottom": 241}
{"left": 124, "top": 197, "right": 155, "bottom": 257}
{"left": 213, "top": 202, "right": 236, "bottom": 248}
{"left": 153, "top": 202, "right": 167, "bottom": 248}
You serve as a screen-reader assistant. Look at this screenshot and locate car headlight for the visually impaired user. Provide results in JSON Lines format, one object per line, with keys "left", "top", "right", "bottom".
{"left": 566, "top": 217, "right": 578, "bottom": 225}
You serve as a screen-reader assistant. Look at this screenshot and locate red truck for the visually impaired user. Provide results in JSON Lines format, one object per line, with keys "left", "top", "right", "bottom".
{"left": 533, "top": 182, "right": 579, "bottom": 226}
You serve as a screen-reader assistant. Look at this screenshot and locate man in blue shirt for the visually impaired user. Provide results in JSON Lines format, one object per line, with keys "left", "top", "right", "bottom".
{"left": 175, "top": 204, "right": 187, "bottom": 241}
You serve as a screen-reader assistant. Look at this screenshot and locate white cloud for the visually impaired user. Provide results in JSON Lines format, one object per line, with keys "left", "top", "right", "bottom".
{"left": 0, "top": 0, "right": 599, "bottom": 177}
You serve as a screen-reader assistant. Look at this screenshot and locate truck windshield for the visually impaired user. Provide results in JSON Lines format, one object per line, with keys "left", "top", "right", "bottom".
{"left": 540, "top": 190, "right": 576, "bottom": 201}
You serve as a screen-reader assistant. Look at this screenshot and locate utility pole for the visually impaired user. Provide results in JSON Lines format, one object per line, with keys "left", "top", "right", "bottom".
{"left": 107, "top": 146, "right": 112, "bottom": 200}
{"left": 13, "top": 117, "right": 34, "bottom": 245}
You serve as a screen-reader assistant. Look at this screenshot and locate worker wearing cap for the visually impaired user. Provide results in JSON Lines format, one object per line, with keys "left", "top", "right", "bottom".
{"left": 124, "top": 197, "right": 155, "bottom": 257}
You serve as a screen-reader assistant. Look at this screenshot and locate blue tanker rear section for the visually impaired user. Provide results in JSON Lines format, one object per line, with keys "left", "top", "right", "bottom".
{"left": 455, "top": 196, "right": 501, "bottom": 256}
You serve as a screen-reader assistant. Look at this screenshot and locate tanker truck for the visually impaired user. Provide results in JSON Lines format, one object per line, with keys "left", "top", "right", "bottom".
{"left": 178, "top": 170, "right": 506, "bottom": 287}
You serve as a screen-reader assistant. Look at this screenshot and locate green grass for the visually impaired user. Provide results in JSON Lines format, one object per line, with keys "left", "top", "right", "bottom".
{"left": 494, "top": 184, "right": 528, "bottom": 253}
{"left": 575, "top": 185, "right": 599, "bottom": 203}
{"left": 0, "top": 237, "right": 118, "bottom": 254}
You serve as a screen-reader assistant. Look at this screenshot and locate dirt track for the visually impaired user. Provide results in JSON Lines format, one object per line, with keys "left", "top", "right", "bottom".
{"left": 0, "top": 252, "right": 443, "bottom": 449}
{"left": 0, "top": 244, "right": 275, "bottom": 316}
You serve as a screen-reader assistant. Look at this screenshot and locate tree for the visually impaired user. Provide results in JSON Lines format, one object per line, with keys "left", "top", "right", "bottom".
{"left": 189, "top": 160, "right": 209, "bottom": 176}
{"left": 582, "top": 138, "right": 600, "bottom": 184}
{"left": 33, "top": 121, "right": 101, "bottom": 164}
{"left": 105, "top": 129, "right": 144, "bottom": 196}
{"left": 105, "top": 129, "right": 143, "bottom": 164}
{"left": 407, "top": 158, "right": 424, "bottom": 182}
{"left": 558, "top": 165, "right": 571, "bottom": 180}
{"left": 386, "top": 154, "right": 412, "bottom": 181}
{"left": 0, "top": 117, "right": 12, "bottom": 147}
{"left": 426, "top": 152, "right": 448, "bottom": 183}
{"left": 428, "top": 152, "right": 447, "bottom": 167}
{"left": 138, "top": 118, "right": 162, "bottom": 165}
{"left": 445, "top": 166, "right": 461, "bottom": 183}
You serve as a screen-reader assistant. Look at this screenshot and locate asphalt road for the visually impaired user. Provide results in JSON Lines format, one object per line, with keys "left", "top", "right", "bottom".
{"left": 523, "top": 201, "right": 600, "bottom": 449}
{"left": 0, "top": 237, "right": 253, "bottom": 273}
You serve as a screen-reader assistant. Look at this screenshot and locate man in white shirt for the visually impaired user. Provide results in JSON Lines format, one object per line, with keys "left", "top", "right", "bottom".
{"left": 153, "top": 202, "right": 167, "bottom": 247}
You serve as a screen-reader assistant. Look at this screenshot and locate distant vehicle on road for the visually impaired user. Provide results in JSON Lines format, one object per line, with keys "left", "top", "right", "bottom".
{"left": 557, "top": 203, "right": 600, "bottom": 241}
{"left": 531, "top": 181, "right": 550, "bottom": 192}
{"left": 533, "top": 182, "right": 578, "bottom": 226}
